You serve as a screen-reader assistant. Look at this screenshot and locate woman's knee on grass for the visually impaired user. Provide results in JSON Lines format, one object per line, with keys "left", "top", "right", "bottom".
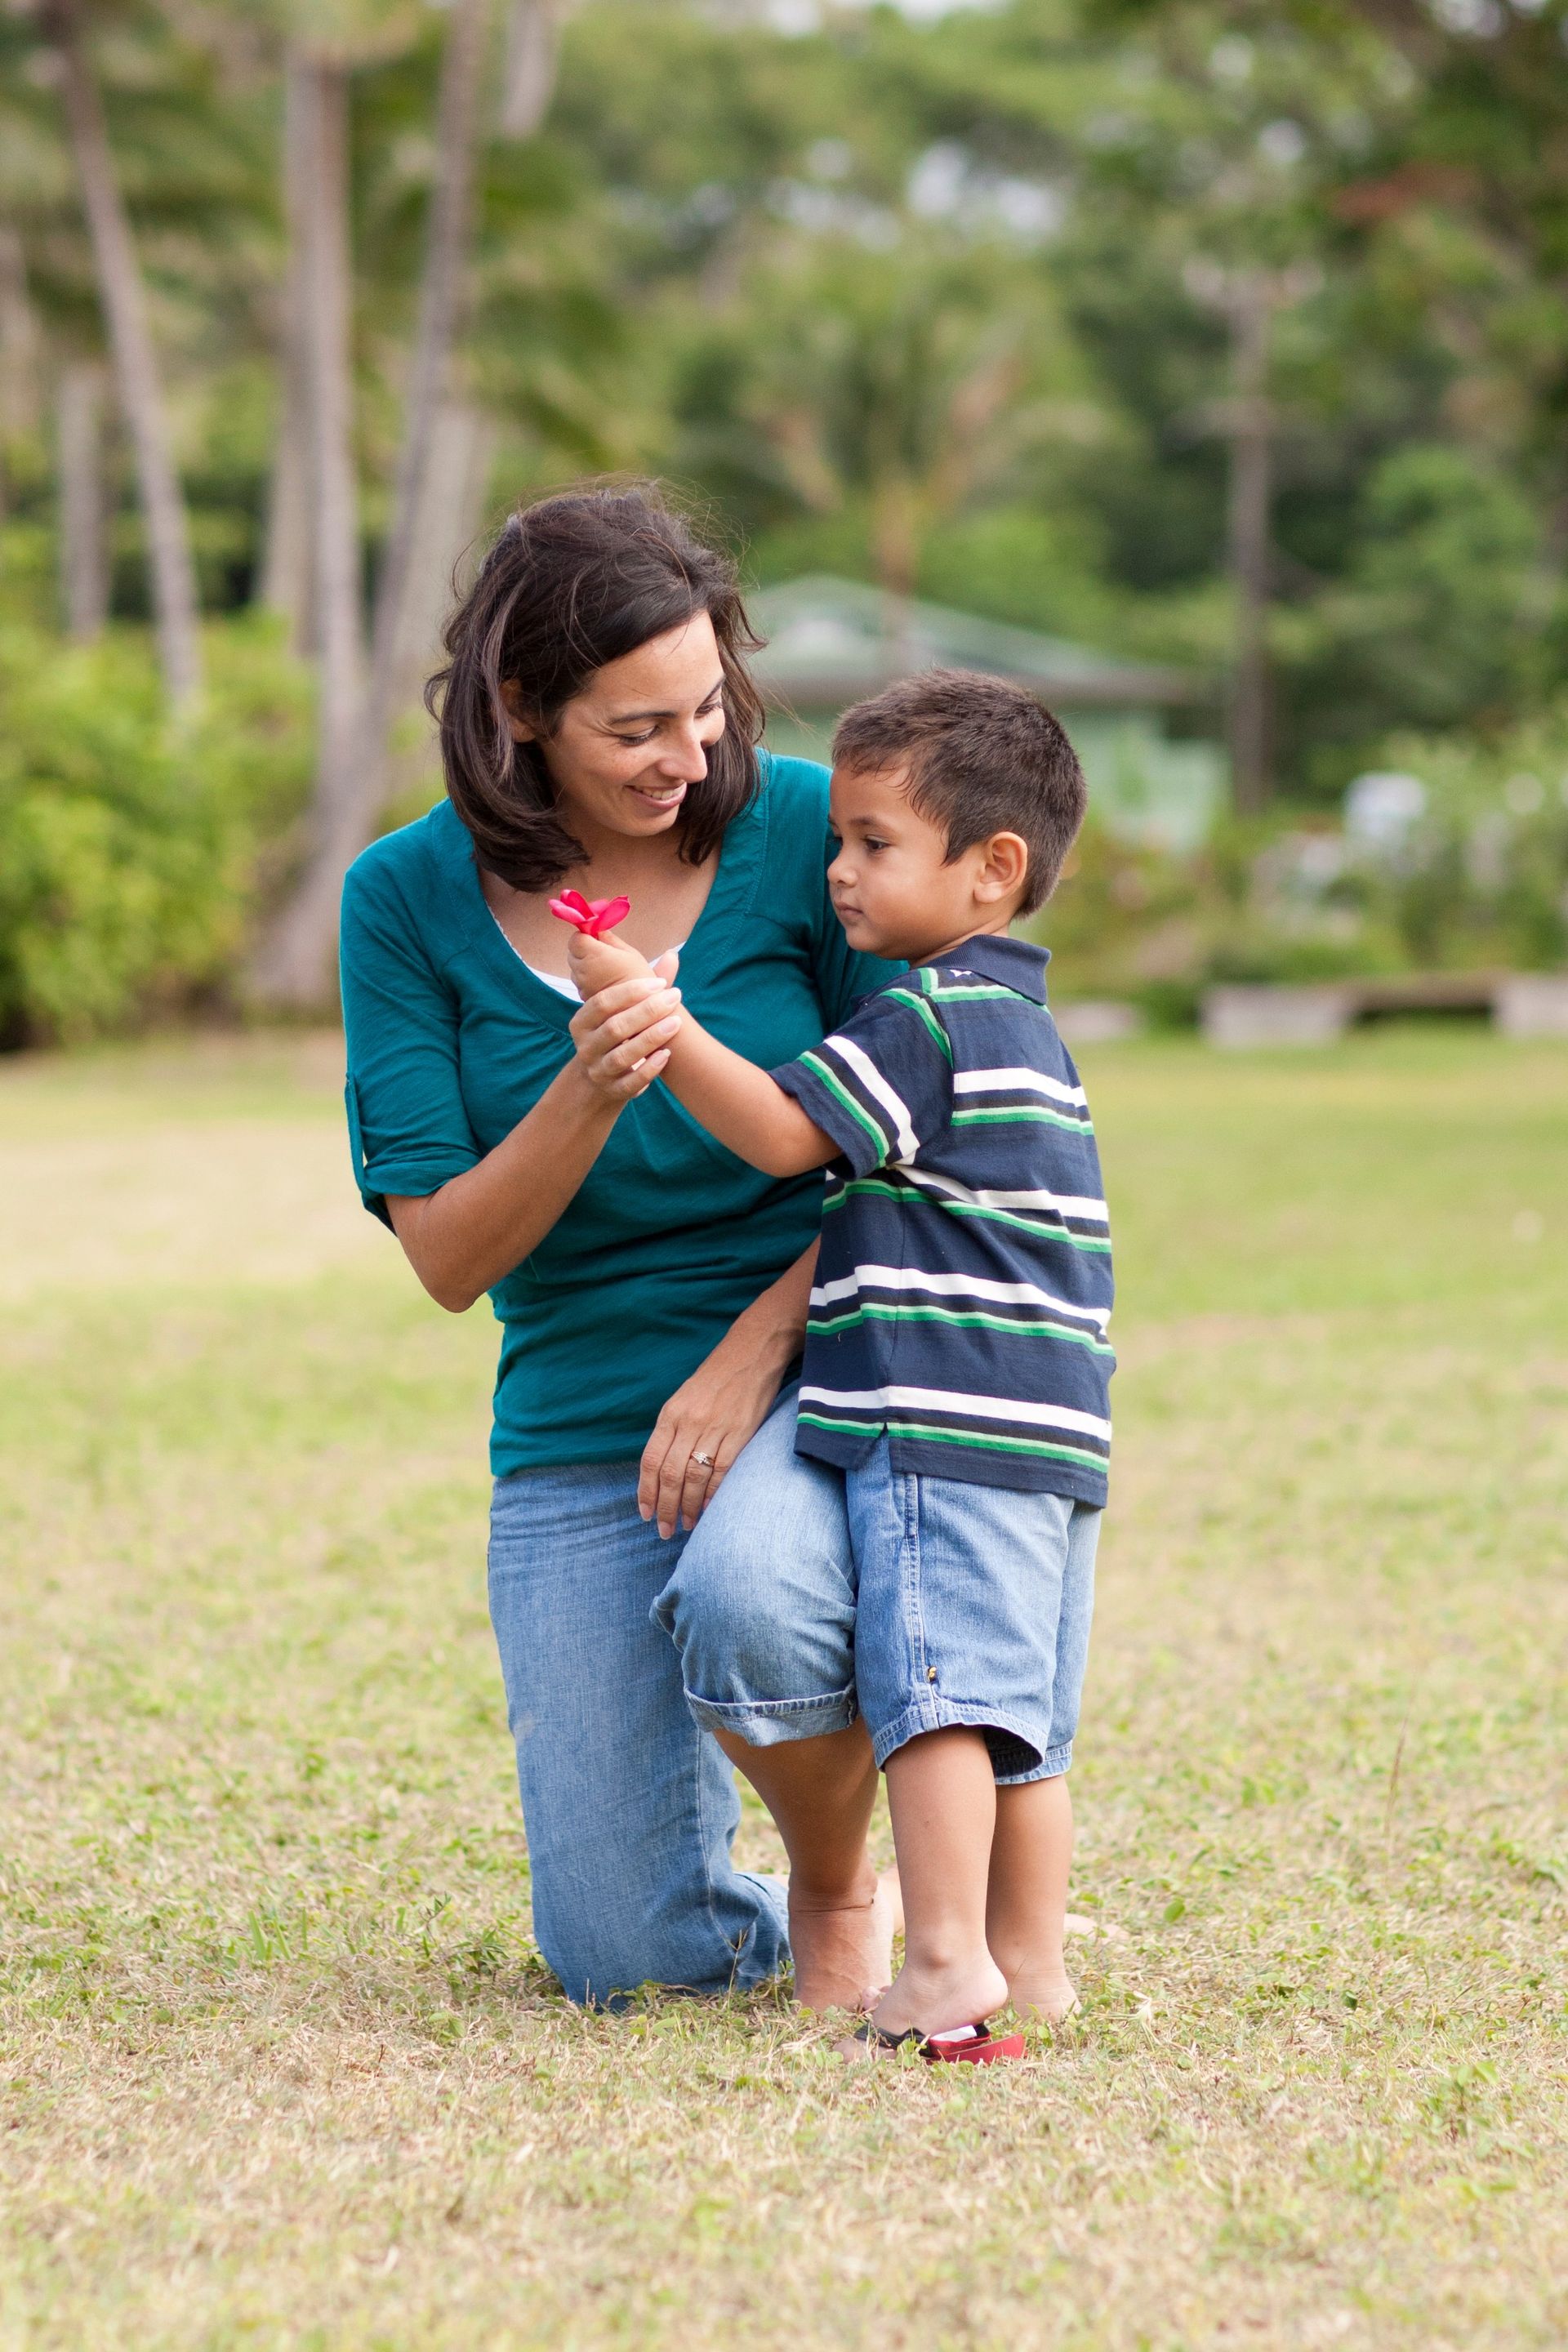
{"left": 530, "top": 1851, "right": 787, "bottom": 2008}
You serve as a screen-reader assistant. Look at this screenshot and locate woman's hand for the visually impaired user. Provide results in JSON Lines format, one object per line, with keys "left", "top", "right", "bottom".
{"left": 568, "top": 956, "right": 681, "bottom": 1103}
{"left": 639, "top": 1241, "right": 817, "bottom": 1539}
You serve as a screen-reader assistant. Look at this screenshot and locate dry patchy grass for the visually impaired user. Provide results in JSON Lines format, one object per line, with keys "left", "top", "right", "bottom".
{"left": 1, "top": 1027, "right": 1566, "bottom": 2350}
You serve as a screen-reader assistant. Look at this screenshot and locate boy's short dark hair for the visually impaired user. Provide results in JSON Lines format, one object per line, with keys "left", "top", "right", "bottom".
{"left": 831, "top": 668, "right": 1086, "bottom": 916}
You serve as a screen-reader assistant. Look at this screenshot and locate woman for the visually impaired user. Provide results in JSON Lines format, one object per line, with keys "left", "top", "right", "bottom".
{"left": 341, "top": 484, "right": 895, "bottom": 2007}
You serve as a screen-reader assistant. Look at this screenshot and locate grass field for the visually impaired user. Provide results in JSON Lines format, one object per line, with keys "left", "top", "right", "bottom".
{"left": 2, "top": 1027, "right": 1565, "bottom": 2351}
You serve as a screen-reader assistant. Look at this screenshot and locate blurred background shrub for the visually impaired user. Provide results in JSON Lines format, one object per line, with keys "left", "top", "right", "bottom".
{"left": 0, "top": 620, "right": 311, "bottom": 1044}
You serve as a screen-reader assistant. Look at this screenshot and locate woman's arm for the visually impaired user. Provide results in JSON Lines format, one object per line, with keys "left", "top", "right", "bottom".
{"left": 638, "top": 1240, "right": 817, "bottom": 1539}
{"left": 387, "top": 972, "right": 682, "bottom": 1312}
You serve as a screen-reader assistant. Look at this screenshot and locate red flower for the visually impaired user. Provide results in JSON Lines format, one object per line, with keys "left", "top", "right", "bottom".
{"left": 548, "top": 889, "right": 632, "bottom": 938}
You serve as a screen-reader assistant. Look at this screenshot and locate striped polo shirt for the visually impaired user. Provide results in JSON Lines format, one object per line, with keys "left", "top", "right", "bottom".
{"left": 773, "top": 933, "right": 1114, "bottom": 1503}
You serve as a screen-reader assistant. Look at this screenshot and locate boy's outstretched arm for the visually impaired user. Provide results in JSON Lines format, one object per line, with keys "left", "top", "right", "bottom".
{"left": 663, "top": 1012, "right": 838, "bottom": 1176}
{"left": 566, "top": 928, "right": 836, "bottom": 1177}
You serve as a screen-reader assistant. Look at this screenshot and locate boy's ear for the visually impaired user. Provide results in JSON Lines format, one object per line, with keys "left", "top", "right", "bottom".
{"left": 973, "top": 831, "right": 1029, "bottom": 906}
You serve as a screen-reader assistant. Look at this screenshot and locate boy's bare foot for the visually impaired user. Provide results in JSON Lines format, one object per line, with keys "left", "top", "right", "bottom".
{"left": 1004, "top": 1963, "right": 1078, "bottom": 2024}
{"left": 840, "top": 1949, "right": 1009, "bottom": 2058}
{"left": 789, "top": 1871, "right": 897, "bottom": 2011}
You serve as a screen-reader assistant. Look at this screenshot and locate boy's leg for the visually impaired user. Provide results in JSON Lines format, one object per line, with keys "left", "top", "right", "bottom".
{"left": 987, "top": 1773, "right": 1076, "bottom": 2022}
{"left": 848, "top": 1460, "right": 1102, "bottom": 2040}
{"left": 986, "top": 1494, "right": 1101, "bottom": 2020}
{"left": 844, "top": 1448, "right": 1012, "bottom": 2042}
{"left": 871, "top": 1726, "right": 1008, "bottom": 2038}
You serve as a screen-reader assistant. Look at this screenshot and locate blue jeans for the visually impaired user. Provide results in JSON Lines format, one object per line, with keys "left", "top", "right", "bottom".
{"left": 657, "top": 1398, "right": 1098, "bottom": 1781}
{"left": 487, "top": 1391, "right": 852, "bottom": 2005}
{"left": 845, "top": 1442, "right": 1099, "bottom": 1782}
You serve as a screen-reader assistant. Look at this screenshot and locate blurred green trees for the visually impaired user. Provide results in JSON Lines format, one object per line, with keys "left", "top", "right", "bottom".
{"left": 2, "top": 0, "right": 1567, "bottom": 1036}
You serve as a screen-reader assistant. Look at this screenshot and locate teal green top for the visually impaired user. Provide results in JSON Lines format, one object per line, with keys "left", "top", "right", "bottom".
{"left": 340, "top": 753, "right": 896, "bottom": 1477}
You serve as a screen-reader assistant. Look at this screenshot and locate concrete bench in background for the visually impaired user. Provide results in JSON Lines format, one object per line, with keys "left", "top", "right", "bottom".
{"left": 1203, "top": 985, "right": 1356, "bottom": 1047}
{"left": 1203, "top": 970, "right": 1568, "bottom": 1048}
{"left": 1495, "top": 974, "right": 1568, "bottom": 1037}
{"left": 1055, "top": 999, "right": 1145, "bottom": 1046}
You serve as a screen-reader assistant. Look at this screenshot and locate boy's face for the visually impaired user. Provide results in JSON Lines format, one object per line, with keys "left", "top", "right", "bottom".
{"left": 826, "top": 763, "right": 1026, "bottom": 963}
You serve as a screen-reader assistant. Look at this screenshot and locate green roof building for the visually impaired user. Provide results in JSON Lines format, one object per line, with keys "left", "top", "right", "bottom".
{"left": 750, "top": 576, "right": 1224, "bottom": 852}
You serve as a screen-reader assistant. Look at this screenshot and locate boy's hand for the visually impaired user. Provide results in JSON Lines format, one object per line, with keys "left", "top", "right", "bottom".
{"left": 567, "top": 923, "right": 660, "bottom": 1000}
{"left": 569, "top": 925, "right": 831, "bottom": 1178}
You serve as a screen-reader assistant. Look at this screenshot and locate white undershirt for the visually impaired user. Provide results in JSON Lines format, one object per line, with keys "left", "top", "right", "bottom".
{"left": 523, "top": 963, "right": 586, "bottom": 1001}
{"left": 487, "top": 908, "right": 685, "bottom": 1001}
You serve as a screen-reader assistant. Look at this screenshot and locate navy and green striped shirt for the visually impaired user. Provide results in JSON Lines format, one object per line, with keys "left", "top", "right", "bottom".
{"left": 773, "top": 933, "right": 1114, "bottom": 1503}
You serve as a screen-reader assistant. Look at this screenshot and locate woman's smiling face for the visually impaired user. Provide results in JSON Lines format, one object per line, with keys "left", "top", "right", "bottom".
{"left": 506, "top": 612, "right": 728, "bottom": 848}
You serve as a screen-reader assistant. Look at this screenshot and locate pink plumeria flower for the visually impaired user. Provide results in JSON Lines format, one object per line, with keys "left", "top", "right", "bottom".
{"left": 548, "top": 889, "right": 632, "bottom": 939}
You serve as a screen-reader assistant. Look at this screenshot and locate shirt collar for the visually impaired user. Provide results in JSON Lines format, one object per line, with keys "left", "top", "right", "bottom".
{"left": 927, "top": 933, "right": 1051, "bottom": 1004}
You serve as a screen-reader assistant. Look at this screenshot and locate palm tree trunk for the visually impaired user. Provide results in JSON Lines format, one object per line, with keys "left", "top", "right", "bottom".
{"left": 871, "top": 474, "right": 920, "bottom": 676}
{"left": 500, "top": 0, "right": 559, "bottom": 139}
{"left": 251, "top": 52, "right": 364, "bottom": 1009}
{"left": 57, "top": 360, "right": 109, "bottom": 637}
{"left": 43, "top": 0, "right": 202, "bottom": 705}
{"left": 255, "top": 0, "right": 492, "bottom": 1006}
{"left": 1226, "top": 278, "right": 1272, "bottom": 816}
{"left": 257, "top": 49, "right": 314, "bottom": 648}
{"left": 383, "top": 396, "right": 496, "bottom": 702}
{"left": 364, "top": 0, "right": 488, "bottom": 717}
{"left": 0, "top": 228, "right": 41, "bottom": 453}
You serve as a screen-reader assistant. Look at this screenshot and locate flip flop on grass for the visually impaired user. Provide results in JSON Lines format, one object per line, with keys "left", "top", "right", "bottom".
{"left": 850, "top": 2018, "right": 1027, "bottom": 2065}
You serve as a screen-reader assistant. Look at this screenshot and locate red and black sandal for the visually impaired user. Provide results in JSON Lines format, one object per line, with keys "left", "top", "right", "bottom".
{"left": 853, "top": 2017, "right": 1026, "bottom": 2065}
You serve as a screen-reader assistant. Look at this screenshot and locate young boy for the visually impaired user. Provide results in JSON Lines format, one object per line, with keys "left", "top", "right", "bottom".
{"left": 566, "top": 669, "right": 1113, "bottom": 2059}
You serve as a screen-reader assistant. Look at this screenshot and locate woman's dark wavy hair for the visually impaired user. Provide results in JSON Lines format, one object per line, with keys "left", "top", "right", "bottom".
{"left": 425, "top": 482, "right": 765, "bottom": 891}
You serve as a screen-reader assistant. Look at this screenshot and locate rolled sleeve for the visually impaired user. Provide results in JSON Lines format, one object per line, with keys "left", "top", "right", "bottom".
{"left": 340, "top": 849, "right": 481, "bottom": 1226}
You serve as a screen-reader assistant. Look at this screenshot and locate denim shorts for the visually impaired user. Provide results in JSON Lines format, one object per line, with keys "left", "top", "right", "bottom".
{"left": 846, "top": 1438, "right": 1100, "bottom": 1784}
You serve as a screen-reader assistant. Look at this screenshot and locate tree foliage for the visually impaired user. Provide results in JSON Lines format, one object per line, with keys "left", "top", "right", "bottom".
{"left": 2, "top": 0, "right": 1566, "bottom": 1032}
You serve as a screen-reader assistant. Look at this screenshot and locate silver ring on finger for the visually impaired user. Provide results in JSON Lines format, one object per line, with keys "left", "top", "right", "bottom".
{"left": 692, "top": 1450, "right": 715, "bottom": 1468}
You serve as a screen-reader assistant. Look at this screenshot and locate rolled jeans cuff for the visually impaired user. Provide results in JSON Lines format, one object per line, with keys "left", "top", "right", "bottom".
{"left": 870, "top": 1698, "right": 1072, "bottom": 1780}
{"left": 682, "top": 1682, "right": 859, "bottom": 1748}
{"left": 1000, "top": 1739, "right": 1074, "bottom": 1786}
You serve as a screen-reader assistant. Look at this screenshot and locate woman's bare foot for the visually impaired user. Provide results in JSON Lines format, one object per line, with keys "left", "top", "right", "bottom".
{"left": 1063, "top": 1911, "right": 1123, "bottom": 1941}
{"left": 1004, "top": 1962, "right": 1078, "bottom": 2024}
{"left": 788, "top": 1870, "right": 897, "bottom": 2011}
